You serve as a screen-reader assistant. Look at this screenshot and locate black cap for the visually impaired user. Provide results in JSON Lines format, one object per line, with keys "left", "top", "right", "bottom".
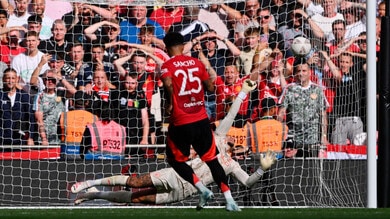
{"left": 74, "top": 91, "right": 91, "bottom": 104}
{"left": 261, "top": 97, "right": 277, "bottom": 110}
{"left": 163, "top": 32, "right": 184, "bottom": 48}
{"left": 50, "top": 52, "right": 65, "bottom": 62}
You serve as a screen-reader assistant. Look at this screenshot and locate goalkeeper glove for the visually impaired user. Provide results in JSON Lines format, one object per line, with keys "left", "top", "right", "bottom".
{"left": 241, "top": 79, "right": 257, "bottom": 94}
{"left": 260, "top": 150, "right": 277, "bottom": 171}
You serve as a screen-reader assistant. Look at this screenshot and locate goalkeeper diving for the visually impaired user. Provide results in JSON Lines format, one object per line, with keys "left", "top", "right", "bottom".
{"left": 71, "top": 79, "right": 277, "bottom": 209}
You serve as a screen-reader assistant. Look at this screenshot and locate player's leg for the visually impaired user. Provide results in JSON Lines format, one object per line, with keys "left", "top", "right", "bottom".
{"left": 71, "top": 174, "right": 155, "bottom": 193}
{"left": 74, "top": 188, "right": 159, "bottom": 205}
{"left": 166, "top": 122, "right": 214, "bottom": 209}
{"left": 194, "top": 120, "right": 241, "bottom": 211}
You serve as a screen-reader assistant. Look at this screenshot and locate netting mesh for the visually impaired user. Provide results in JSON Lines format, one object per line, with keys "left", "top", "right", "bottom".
{"left": 0, "top": 0, "right": 373, "bottom": 207}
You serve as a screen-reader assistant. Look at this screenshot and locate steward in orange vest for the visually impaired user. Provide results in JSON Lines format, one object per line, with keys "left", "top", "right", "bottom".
{"left": 249, "top": 97, "right": 288, "bottom": 157}
{"left": 59, "top": 91, "right": 98, "bottom": 158}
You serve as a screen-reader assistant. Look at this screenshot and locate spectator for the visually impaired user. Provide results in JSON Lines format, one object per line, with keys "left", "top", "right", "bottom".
{"left": 65, "top": 43, "right": 88, "bottom": 85}
{"left": 277, "top": 5, "right": 324, "bottom": 55}
{"left": 30, "top": 52, "right": 77, "bottom": 98}
{"left": 340, "top": 6, "right": 366, "bottom": 41}
{"left": 34, "top": 69, "right": 65, "bottom": 145}
{"left": 256, "top": 7, "right": 279, "bottom": 48}
{"left": 214, "top": 62, "right": 254, "bottom": 125}
{"left": 30, "top": 0, "right": 54, "bottom": 40}
{"left": 50, "top": 51, "right": 78, "bottom": 85}
{"left": 115, "top": 50, "right": 160, "bottom": 146}
{"left": 277, "top": 58, "right": 329, "bottom": 157}
{"left": 234, "top": 1, "right": 276, "bottom": 47}
{"left": 198, "top": 3, "right": 241, "bottom": 48}
{"left": 235, "top": 27, "right": 262, "bottom": 77}
{"left": 119, "top": 5, "right": 165, "bottom": 44}
{"left": 269, "top": 0, "right": 297, "bottom": 29}
{"left": 168, "top": 5, "right": 209, "bottom": 42}
{"left": 58, "top": 90, "right": 98, "bottom": 159}
{"left": 38, "top": 19, "right": 71, "bottom": 55}
{"left": 12, "top": 14, "right": 42, "bottom": 49}
{"left": 150, "top": 4, "right": 184, "bottom": 33}
{"left": 378, "top": 0, "right": 385, "bottom": 17}
{"left": 80, "top": 101, "right": 126, "bottom": 160}
{"left": 258, "top": 52, "right": 288, "bottom": 101}
{"left": 87, "top": 69, "right": 112, "bottom": 103}
{"left": 111, "top": 73, "right": 149, "bottom": 156}
{"left": 11, "top": 30, "right": 50, "bottom": 94}
{"left": 84, "top": 19, "right": 121, "bottom": 61}
{"left": 76, "top": 43, "right": 118, "bottom": 89}
{"left": 326, "top": 52, "right": 366, "bottom": 145}
{"left": 303, "top": 0, "right": 344, "bottom": 43}
{"left": 188, "top": 29, "right": 241, "bottom": 120}
{"left": 81, "top": 3, "right": 119, "bottom": 22}
{"left": 136, "top": 23, "right": 166, "bottom": 50}
{"left": 0, "top": 29, "right": 26, "bottom": 66}
{"left": 0, "top": 61, "right": 7, "bottom": 87}
{"left": 0, "top": 68, "right": 35, "bottom": 146}
{"left": 62, "top": 3, "right": 100, "bottom": 44}
{"left": 0, "top": 9, "right": 9, "bottom": 43}
{"left": 25, "top": 14, "right": 42, "bottom": 40}
{"left": 7, "top": 0, "right": 30, "bottom": 32}
{"left": 326, "top": 19, "right": 360, "bottom": 61}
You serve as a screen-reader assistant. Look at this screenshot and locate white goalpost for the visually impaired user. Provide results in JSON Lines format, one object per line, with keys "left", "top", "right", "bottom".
{"left": 0, "top": 0, "right": 376, "bottom": 208}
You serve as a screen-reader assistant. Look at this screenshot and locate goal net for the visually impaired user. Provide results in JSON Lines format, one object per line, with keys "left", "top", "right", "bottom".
{"left": 0, "top": 0, "right": 370, "bottom": 207}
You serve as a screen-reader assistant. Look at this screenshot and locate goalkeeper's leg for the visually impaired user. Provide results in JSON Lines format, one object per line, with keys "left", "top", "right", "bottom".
{"left": 71, "top": 174, "right": 155, "bottom": 193}
{"left": 75, "top": 191, "right": 133, "bottom": 205}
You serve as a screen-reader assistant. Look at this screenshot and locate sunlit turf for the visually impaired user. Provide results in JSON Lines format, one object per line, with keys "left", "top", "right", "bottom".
{"left": 1, "top": 207, "right": 390, "bottom": 219}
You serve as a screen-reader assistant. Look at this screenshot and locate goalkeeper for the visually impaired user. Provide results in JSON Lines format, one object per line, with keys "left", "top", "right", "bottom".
{"left": 71, "top": 79, "right": 277, "bottom": 207}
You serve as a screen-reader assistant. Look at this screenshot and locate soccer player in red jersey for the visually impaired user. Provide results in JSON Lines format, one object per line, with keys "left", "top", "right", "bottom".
{"left": 160, "top": 32, "right": 240, "bottom": 211}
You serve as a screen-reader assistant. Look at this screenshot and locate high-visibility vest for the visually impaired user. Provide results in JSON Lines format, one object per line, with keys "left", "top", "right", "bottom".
{"left": 59, "top": 110, "right": 98, "bottom": 145}
{"left": 249, "top": 118, "right": 288, "bottom": 153}
{"left": 87, "top": 120, "right": 126, "bottom": 156}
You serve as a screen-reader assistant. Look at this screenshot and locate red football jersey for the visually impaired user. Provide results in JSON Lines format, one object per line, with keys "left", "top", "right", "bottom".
{"left": 215, "top": 75, "right": 250, "bottom": 121}
{"left": 161, "top": 55, "right": 210, "bottom": 126}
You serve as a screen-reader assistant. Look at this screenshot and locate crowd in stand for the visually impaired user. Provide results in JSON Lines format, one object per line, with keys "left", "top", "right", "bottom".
{"left": 0, "top": 0, "right": 381, "bottom": 159}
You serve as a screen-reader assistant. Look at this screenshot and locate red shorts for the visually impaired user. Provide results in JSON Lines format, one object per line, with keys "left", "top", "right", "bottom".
{"left": 166, "top": 118, "right": 217, "bottom": 162}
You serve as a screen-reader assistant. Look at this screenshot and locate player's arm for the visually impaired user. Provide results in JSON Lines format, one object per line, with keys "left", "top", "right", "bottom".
{"left": 230, "top": 150, "right": 277, "bottom": 187}
{"left": 162, "top": 76, "right": 173, "bottom": 116}
{"left": 215, "top": 79, "right": 257, "bottom": 136}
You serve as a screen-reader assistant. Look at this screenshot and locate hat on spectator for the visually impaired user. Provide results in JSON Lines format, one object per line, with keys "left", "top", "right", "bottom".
{"left": 163, "top": 32, "right": 184, "bottom": 48}
{"left": 73, "top": 91, "right": 92, "bottom": 108}
{"left": 50, "top": 52, "right": 65, "bottom": 62}
{"left": 268, "top": 31, "right": 284, "bottom": 50}
{"left": 261, "top": 97, "right": 277, "bottom": 110}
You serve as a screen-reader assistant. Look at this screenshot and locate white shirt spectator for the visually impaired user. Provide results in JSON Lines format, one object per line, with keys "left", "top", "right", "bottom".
{"left": 11, "top": 51, "right": 50, "bottom": 93}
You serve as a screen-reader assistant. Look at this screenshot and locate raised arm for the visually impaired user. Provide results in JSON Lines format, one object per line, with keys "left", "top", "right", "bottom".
{"left": 320, "top": 50, "right": 342, "bottom": 82}
{"left": 30, "top": 54, "right": 51, "bottom": 87}
{"left": 84, "top": 21, "right": 119, "bottom": 42}
{"left": 215, "top": 79, "right": 257, "bottom": 136}
{"left": 112, "top": 50, "right": 134, "bottom": 79}
{"left": 82, "top": 4, "right": 117, "bottom": 21}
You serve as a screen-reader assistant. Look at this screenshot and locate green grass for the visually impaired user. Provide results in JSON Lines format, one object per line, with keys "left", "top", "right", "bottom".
{"left": 1, "top": 208, "right": 390, "bottom": 219}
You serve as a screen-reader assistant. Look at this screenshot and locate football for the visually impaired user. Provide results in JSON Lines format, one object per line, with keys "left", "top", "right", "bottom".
{"left": 291, "top": 36, "right": 312, "bottom": 56}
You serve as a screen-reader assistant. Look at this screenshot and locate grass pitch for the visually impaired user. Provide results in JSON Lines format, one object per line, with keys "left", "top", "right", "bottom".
{"left": 1, "top": 207, "right": 390, "bottom": 219}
